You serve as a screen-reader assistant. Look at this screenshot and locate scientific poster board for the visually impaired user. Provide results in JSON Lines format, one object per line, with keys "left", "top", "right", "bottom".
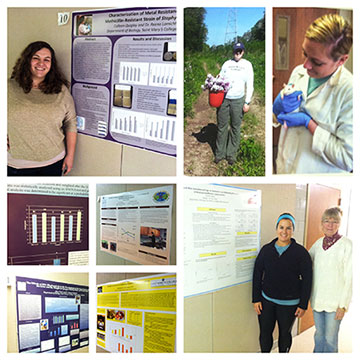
{"left": 97, "top": 273, "right": 176, "bottom": 353}
{"left": 184, "top": 184, "right": 261, "bottom": 297}
{"left": 71, "top": 7, "right": 177, "bottom": 156}
{"left": 7, "top": 184, "right": 89, "bottom": 265}
{"left": 15, "top": 276, "right": 89, "bottom": 353}
{"left": 100, "top": 185, "right": 173, "bottom": 264}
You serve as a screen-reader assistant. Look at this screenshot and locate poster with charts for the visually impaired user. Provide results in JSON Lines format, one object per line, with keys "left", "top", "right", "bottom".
{"left": 100, "top": 185, "right": 173, "bottom": 265}
{"left": 97, "top": 274, "right": 176, "bottom": 353}
{"left": 184, "top": 184, "right": 261, "bottom": 297}
{"left": 15, "top": 276, "right": 89, "bottom": 353}
{"left": 71, "top": 7, "right": 177, "bottom": 156}
{"left": 7, "top": 184, "right": 89, "bottom": 265}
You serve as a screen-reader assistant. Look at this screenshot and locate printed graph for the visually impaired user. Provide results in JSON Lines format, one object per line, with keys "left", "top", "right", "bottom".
{"left": 108, "top": 322, "right": 137, "bottom": 353}
{"left": 149, "top": 63, "right": 176, "bottom": 87}
{"left": 119, "top": 62, "right": 149, "bottom": 85}
{"left": 111, "top": 110, "right": 145, "bottom": 137}
{"left": 26, "top": 205, "right": 84, "bottom": 245}
{"left": 119, "top": 227, "right": 136, "bottom": 244}
{"left": 145, "top": 115, "right": 176, "bottom": 144}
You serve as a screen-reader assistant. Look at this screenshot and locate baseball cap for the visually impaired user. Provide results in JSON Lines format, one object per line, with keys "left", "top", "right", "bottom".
{"left": 233, "top": 42, "right": 245, "bottom": 52}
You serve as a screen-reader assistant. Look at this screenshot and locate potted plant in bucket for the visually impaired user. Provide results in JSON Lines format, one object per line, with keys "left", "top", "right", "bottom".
{"left": 201, "top": 74, "right": 230, "bottom": 107}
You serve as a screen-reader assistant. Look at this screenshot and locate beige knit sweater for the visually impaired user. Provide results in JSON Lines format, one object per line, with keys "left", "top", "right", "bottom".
{"left": 8, "top": 79, "right": 77, "bottom": 162}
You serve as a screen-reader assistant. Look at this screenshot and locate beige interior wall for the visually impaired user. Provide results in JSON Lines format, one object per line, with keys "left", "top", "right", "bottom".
{"left": 7, "top": 273, "right": 89, "bottom": 353}
{"left": 7, "top": 7, "right": 176, "bottom": 176}
{"left": 96, "top": 184, "right": 176, "bottom": 265}
{"left": 339, "top": 9, "right": 353, "bottom": 73}
{"left": 184, "top": 184, "right": 305, "bottom": 352}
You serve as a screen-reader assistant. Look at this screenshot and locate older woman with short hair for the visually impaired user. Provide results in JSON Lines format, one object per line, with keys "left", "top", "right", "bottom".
{"left": 309, "top": 206, "right": 352, "bottom": 352}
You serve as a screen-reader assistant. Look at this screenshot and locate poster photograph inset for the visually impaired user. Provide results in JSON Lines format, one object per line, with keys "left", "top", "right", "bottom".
{"left": 100, "top": 185, "right": 173, "bottom": 265}
{"left": 15, "top": 276, "right": 89, "bottom": 353}
{"left": 184, "top": 184, "right": 261, "bottom": 297}
{"left": 96, "top": 273, "right": 176, "bottom": 353}
{"left": 71, "top": 7, "right": 177, "bottom": 156}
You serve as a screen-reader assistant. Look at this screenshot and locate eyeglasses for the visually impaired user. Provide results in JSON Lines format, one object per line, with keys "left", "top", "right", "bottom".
{"left": 323, "top": 220, "right": 339, "bottom": 225}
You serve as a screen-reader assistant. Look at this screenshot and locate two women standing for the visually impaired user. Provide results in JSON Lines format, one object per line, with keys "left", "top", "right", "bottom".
{"left": 253, "top": 208, "right": 352, "bottom": 353}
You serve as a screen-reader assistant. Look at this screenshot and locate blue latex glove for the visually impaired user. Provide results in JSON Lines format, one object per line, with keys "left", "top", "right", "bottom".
{"left": 273, "top": 93, "right": 283, "bottom": 116}
{"left": 277, "top": 111, "right": 311, "bottom": 128}
{"left": 282, "top": 91, "right": 303, "bottom": 113}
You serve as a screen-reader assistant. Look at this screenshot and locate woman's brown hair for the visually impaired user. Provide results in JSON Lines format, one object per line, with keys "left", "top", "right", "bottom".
{"left": 11, "top": 41, "right": 69, "bottom": 94}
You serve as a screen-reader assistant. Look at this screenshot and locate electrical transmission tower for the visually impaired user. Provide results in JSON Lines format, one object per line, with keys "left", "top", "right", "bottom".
{"left": 224, "top": 8, "right": 237, "bottom": 44}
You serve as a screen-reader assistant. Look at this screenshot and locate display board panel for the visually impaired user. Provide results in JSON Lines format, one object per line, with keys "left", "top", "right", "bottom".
{"left": 97, "top": 273, "right": 176, "bottom": 353}
{"left": 16, "top": 276, "right": 89, "bottom": 353}
{"left": 71, "top": 7, "right": 177, "bottom": 156}
{"left": 8, "top": 184, "right": 89, "bottom": 265}
{"left": 100, "top": 185, "right": 173, "bottom": 264}
{"left": 184, "top": 184, "right": 261, "bottom": 297}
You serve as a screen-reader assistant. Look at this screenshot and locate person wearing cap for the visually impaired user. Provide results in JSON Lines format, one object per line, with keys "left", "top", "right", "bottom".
{"left": 309, "top": 207, "right": 352, "bottom": 352}
{"left": 215, "top": 42, "right": 254, "bottom": 165}
{"left": 273, "top": 14, "right": 353, "bottom": 174}
{"left": 252, "top": 213, "right": 312, "bottom": 352}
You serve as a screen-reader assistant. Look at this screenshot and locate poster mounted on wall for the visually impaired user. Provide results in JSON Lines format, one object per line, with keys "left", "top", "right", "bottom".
{"left": 97, "top": 273, "right": 176, "bottom": 353}
{"left": 184, "top": 184, "right": 261, "bottom": 297}
{"left": 100, "top": 185, "right": 173, "bottom": 265}
{"left": 7, "top": 184, "right": 89, "bottom": 266}
{"left": 71, "top": 7, "right": 177, "bottom": 156}
{"left": 15, "top": 276, "right": 89, "bottom": 353}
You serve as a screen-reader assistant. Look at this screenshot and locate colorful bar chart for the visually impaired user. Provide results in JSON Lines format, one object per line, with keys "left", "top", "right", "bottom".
{"left": 109, "top": 324, "right": 136, "bottom": 353}
{"left": 26, "top": 206, "right": 84, "bottom": 245}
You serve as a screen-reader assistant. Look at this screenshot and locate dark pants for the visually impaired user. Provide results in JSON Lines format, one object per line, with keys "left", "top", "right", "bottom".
{"left": 258, "top": 297, "right": 297, "bottom": 353}
{"left": 8, "top": 159, "right": 64, "bottom": 176}
{"left": 215, "top": 97, "right": 244, "bottom": 161}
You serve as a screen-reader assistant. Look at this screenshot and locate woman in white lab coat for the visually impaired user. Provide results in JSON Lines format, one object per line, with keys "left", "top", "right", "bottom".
{"left": 273, "top": 14, "right": 352, "bottom": 174}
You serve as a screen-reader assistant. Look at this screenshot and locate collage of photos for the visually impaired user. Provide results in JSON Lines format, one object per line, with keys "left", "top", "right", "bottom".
{"left": 2, "top": 1, "right": 356, "bottom": 359}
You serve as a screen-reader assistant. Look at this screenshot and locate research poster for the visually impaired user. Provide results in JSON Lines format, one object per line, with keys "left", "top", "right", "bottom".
{"left": 184, "top": 184, "right": 261, "bottom": 297}
{"left": 15, "top": 276, "right": 89, "bottom": 353}
{"left": 97, "top": 274, "right": 176, "bottom": 353}
{"left": 8, "top": 184, "right": 89, "bottom": 265}
{"left": 71, "top": 7, "right": 177, "bottom": 156}
{"left": 100, "top": 185, "right": 173, "bottom": 265}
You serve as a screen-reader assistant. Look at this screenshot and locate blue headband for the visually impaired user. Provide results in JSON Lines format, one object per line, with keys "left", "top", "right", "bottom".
{"left": 276, "top": 214, "right": 295, "bottom": 230}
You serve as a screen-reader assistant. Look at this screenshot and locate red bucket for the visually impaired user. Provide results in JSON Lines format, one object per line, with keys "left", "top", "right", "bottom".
{"left": 209, "top": 91, "right": 225, "bottom": 107}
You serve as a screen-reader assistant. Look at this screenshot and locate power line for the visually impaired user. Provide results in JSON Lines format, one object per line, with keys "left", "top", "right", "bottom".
{"left": 224, "top": 8, "right": 237, "bottom": 44}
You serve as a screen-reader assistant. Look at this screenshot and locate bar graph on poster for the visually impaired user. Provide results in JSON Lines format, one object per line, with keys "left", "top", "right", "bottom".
{"left": 26, "top": 206, "right": 84, "bottom": 245}
{"left": 100, "top": 185, "right": 173, "bottom": 265}
{"left": 7, "top": 184, "right": 89, "bottom": 265}
{"left": 71, "top": 7, "right": 177, "bottom": 156}
{"left": 97, "top": 274, "right": 176, "bottom": 353}
{"left": 184, "top": 184, "right": 261, "bottom": 297}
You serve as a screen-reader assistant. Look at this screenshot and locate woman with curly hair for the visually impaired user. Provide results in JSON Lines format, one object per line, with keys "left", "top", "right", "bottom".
{"left": 8, "top": 41, "right": 77, "bottom": 176}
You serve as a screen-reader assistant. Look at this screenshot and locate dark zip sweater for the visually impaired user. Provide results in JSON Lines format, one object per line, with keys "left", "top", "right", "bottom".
{"left": 252, "top": 238, "right": 312, "bottom": 309}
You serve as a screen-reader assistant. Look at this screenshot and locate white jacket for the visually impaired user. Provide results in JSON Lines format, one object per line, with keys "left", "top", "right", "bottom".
{"left": 220, "top": 58, "right": 254, "bottom": 103}
{"left": 309, "top": 236, "right": 352, "bottom": 312}
{"left": 276, "top": 65, "right": 353, "bottom": 174}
